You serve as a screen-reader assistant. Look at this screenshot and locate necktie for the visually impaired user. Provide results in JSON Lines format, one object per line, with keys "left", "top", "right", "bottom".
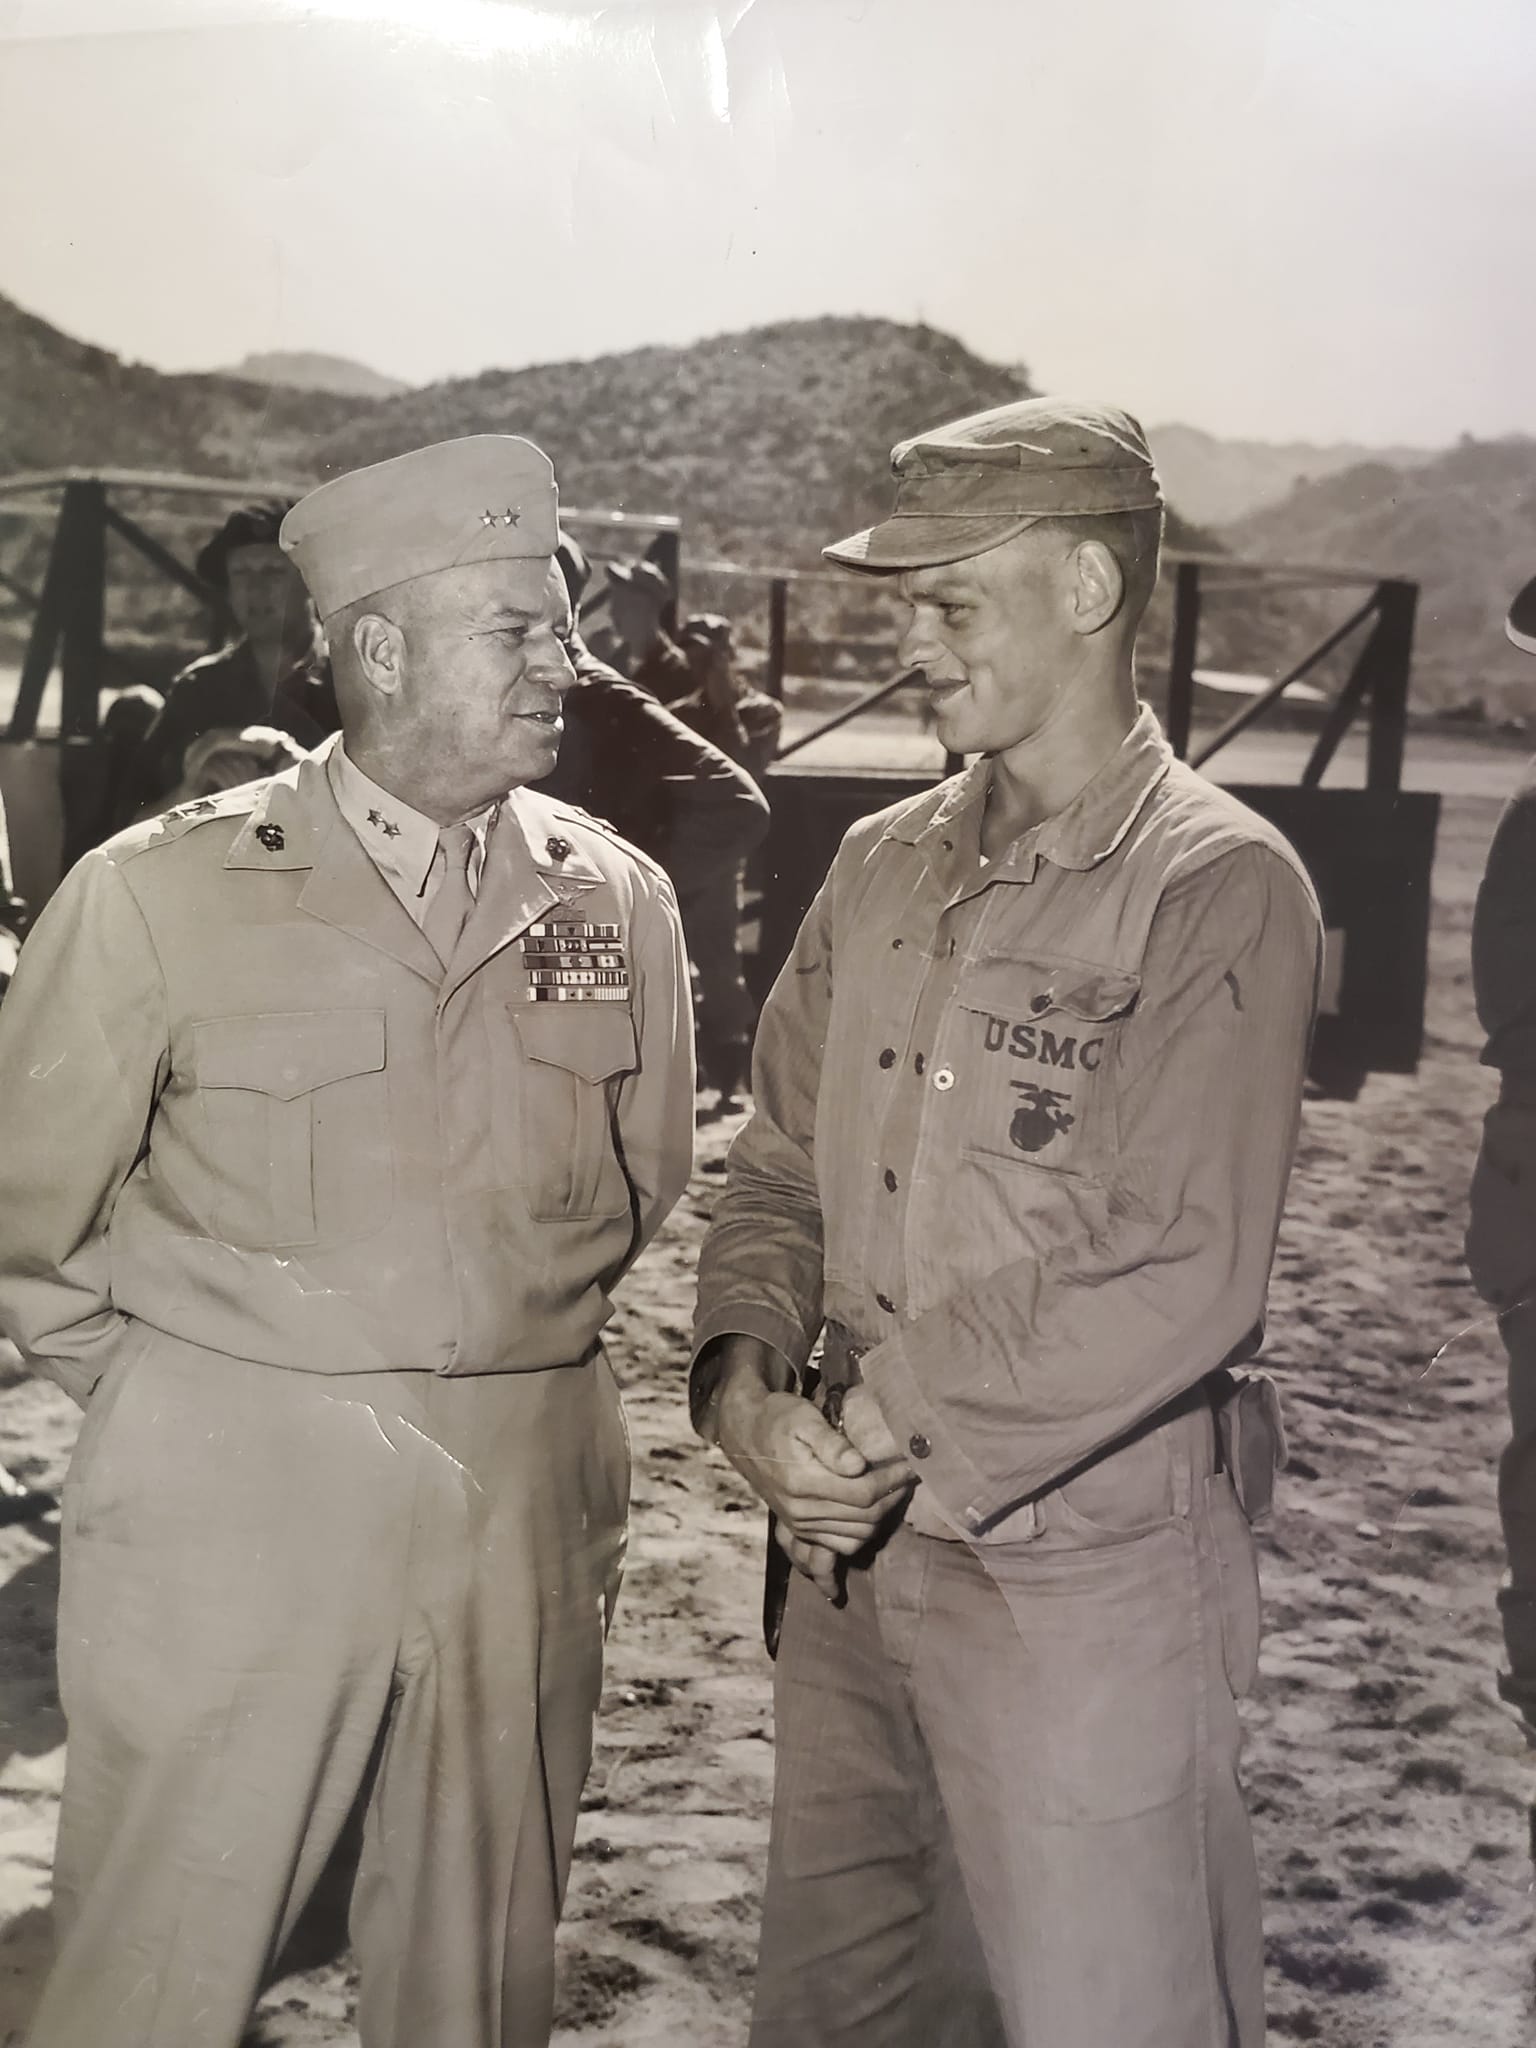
{"left": 423, "top": 821, "right": 477, "bottom": 967}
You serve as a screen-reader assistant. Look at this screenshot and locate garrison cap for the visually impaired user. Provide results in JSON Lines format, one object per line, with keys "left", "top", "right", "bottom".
{"left": 1507, "top": 575, "right": 1536, "bottom": 656}
{"left": 605, "top": 557, "right": 673, "bottom": 606}
{"left": 824, "top": 396, "right": 1163, "bottom": 573}
{"left": 279, "top": 435, "right": 559, "bottom": 617}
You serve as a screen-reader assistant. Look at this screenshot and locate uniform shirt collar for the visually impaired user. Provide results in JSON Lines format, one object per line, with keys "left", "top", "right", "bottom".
{"left": 328, "top": 744, "right": 500, "bottom": 898}
{"left": 895, "top": 704, "right": 1172, "bottom": 878}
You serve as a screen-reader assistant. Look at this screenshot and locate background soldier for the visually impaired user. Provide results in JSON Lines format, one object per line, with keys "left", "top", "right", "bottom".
{"left": 1467, "top": 572, "right": 1536, "bottom": 1741}
{"left": 602, "top": 554, "right": 693, "bottom": 703}
{"left": 0, "top": 435, "right": 693, "bottom": 2048}
{"left": 124, "top": 499, "right": 339, "bottom": 815}
{"left": 691, "top": 398, "right": 1321, "bottom": 2048}
{"left": 669, "top": 610, "right": 784, "bottom": 1109}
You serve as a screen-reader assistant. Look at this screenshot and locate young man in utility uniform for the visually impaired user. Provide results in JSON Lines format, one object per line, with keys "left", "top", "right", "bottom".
{"left": 691, "top": 397, "right": 1322, "bottom": 2048}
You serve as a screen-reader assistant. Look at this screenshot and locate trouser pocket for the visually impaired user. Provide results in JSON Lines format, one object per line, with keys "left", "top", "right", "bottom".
{"left": 1205, "top": 1471, "right": 1261, "bottom": 1699}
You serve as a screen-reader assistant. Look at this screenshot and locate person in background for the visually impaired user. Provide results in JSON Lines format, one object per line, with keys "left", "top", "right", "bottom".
{"left": 690, "top": 396, "right": 1322, "bottom": 2048}
{"left": 602, "top": 555, "right": 694, "bottom": 704}
{"left": 667, "top": 610, "right": 784, "bottom": 1111}
{"left": 541, "top": 538, "right": 771, "bottom": 1113}
{"left": 67, "top": 682, "right": 165, "bottom": 855}
{"left": 0, "top": 435, "right": 693, "bottom": 2048}
{"left": 124, "top": 500, "right": 339, "bottom": 813}
{"left": 675, "top": 612, "right": 784, "bottom": 780}
{"left": 1466, "top": 571, "right": 1536, "bottom": 1743}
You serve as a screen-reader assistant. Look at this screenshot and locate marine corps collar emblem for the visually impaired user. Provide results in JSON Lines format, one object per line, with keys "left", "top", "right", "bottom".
{"left": 255, "top": 823, "right": 285, "bottom": 852}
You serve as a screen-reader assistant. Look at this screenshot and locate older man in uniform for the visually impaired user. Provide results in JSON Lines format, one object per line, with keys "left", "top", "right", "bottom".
{"left": 1467, "top": 573, "right": 1536, "bottom": 1740}
{"left": 0, "top": 436, "right": 693, "bottom": 2048}
{"left": 691, "top": 398, "right": 1321, "bottom": 2048}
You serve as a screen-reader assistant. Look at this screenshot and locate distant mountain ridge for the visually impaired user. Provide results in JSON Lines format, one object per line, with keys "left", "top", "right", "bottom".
{"left": 1150, "top": 422, "right": 1438, "bottom": 527}
{"left": 0, "top": 291, "right": 375, "bottom": 482}
{"left": 1224, "top": 435, "right": 1536, "bottom": 720}
{"left": 219, "top": 350, "right": 409, "bottom": 400}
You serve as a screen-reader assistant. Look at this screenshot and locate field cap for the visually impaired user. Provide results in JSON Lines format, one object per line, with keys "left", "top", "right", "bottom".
{"left": 825, "top": 396, "right": 1163, "bottom": 572}
{"left": 279, "top": 435, "right": 559, "bottom": 617}
{"left": 680, "top": 611, "right": 733, "bottom": 645}
{"left": 1507, "top": 576, "right": 1536, "bottom": 656}
{"left": 605, "top": 558, "right": 673, "bottom": 605}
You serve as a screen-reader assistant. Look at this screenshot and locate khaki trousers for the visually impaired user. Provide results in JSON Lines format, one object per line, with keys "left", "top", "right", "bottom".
{"left": 30, "top": 1327, "right": 630, "bottom": 2048}
{"left": 751, "top": 1403, "right": 1265, "bottom": 2048}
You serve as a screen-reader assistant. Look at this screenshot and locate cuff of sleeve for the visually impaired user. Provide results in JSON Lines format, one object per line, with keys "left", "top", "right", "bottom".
{"left": 688, "top": 1303, "right": 818, "bottom": 1443}
{"left": 859, "top": 1332, "right": 1007, "bottom": 1537}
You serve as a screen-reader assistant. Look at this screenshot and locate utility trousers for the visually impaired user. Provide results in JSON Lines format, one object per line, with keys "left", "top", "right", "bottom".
{"left": 751, "top": 1397, "right": 1265, "bottom": 2048}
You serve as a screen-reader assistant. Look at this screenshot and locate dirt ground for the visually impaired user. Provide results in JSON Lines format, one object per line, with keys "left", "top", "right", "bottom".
{"left": 2, "top": 774, "right": 1534, "bottom": 2047}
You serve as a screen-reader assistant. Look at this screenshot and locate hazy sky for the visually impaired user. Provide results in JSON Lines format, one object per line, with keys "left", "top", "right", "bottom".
{"left": 2, "top": 0, "right": 1533, "bottom": 445}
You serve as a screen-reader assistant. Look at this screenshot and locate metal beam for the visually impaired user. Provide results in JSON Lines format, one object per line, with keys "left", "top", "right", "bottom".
{"left": 1365, "top": 580, "right": 1417, "bottom": 794}
{"left": 59, "top": 480, "right": 106, "bottom": 740}
{"left": 766, "top": 577, "right": 788, "bottom": 702}
{"left": 103, "top": 500, "right": 219, "bottom": 608}
{"left": 775, "top": 671, "right": 916, "bottom": 762}
{"left": 5, "top": 494, "right": 73, "bottom": 740}
{"left": 0, "top": 467, "right": 311, "bottom": 501}
{"left": 1165, "top": 560, "right": 1201, "bottom": 761}
{"left": 1190, "top": 592, "right": 1381, "bottom": 772}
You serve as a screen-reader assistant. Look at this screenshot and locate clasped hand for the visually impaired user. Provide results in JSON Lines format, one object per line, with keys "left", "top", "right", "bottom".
{"left": 717, "top": 1371, "right": 916, "bottom": 1600}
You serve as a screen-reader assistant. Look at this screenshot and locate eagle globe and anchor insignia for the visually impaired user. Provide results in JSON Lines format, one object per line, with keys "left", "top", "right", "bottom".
{"left": 1008, "top": 1080, "right": 1076, "bottom": 1153}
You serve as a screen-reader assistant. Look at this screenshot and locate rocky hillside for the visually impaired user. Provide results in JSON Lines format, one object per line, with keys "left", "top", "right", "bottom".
{"left": 5, "top": 303, "right": 1222, "bottom": 679}
{"left": 313, "top": 316, "right": 1042, "bottom": 566}
{"left": 0, "top": 291, "right": 372, "bottom": 481}
{"left": 1225, "top": 437, "right": 1536, "bottom": 722}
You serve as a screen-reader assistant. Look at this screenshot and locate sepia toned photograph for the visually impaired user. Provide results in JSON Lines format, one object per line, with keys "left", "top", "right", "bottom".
{"left": 0, "top": 3, "right": 1534, "bottom": 2043}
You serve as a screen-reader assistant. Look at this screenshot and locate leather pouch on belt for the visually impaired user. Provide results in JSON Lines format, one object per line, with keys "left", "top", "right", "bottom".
{"left": 1213, "top": 1370, "right": 1288, "bottom": 1524}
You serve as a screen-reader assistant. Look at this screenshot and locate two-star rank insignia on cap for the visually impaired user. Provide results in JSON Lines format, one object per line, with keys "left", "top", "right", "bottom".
{"left": 255, "top": 823, "right": 285, "bottom": 851}
{"left": 520, "top": 923, "right": 629, "bottom": 1002}
{"left": 479, "top": 507, "right": 521, "bottom": 528}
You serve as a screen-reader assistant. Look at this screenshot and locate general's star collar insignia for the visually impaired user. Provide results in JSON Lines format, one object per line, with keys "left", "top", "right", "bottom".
{"left": 365, "top": 807, "right": 402, "bottom": 840}
{"left": 255, "top": 823, "right": 285, "bottom": 851}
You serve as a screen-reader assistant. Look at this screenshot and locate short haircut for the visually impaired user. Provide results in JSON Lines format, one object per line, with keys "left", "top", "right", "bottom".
{"left": 194, "top": 501, "right": 297, "bottom": 593}
{"left": 1031, "top": 506, "right": 1165, "bottom": 627}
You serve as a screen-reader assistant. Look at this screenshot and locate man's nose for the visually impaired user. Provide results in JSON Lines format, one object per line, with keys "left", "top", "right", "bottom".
{"left": 530, "top": 631, "right": 577, "bottom": 694}
{"left": 897, "top": 612, "right": 942, "bottom": 672}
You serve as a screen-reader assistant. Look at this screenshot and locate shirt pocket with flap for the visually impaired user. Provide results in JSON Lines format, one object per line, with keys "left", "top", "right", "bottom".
{"left": 954, "top": 955, "right": 1140, "bottom": 1180}
{"left": 190, "top": 1009, "right": 389, "bottom": 1248}
{"left": 506, "top": 1003, "right": 638, "bottom": 1221}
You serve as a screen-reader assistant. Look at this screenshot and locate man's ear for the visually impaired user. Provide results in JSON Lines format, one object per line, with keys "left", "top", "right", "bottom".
{"left": 350, "top": 611, "right": 406, "bottom": 698}
{"left": 1068, "top": 540, "right": 1126, "bottom": 637}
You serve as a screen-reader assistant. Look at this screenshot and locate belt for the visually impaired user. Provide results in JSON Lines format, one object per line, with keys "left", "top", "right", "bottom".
{"left": 816, "top": 1319, "right": 1229, "bottom": 1476}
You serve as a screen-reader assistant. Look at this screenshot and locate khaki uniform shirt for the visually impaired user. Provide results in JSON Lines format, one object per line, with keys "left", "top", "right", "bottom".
{"left": 0, "top": 735, "right": 694, "bottom": 1403}
{"left": 693, "top": 709, "right": 1322, "bottom": 1538}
